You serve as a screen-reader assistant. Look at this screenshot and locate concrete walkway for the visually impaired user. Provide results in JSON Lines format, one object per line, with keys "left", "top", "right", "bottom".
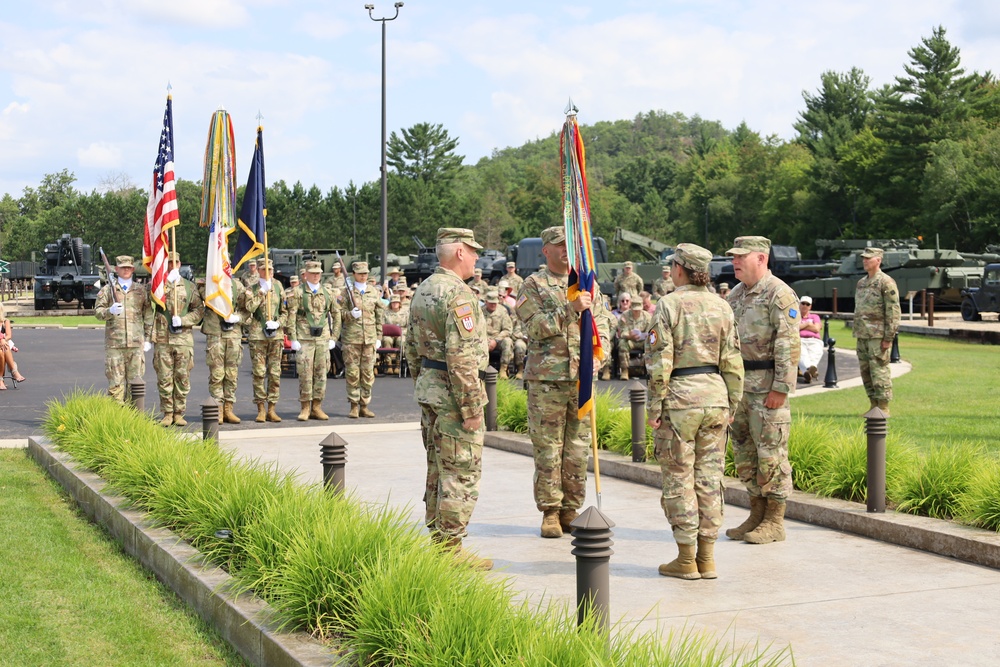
{"left": 219, "top": 423, "right": 999, "bottom": 667}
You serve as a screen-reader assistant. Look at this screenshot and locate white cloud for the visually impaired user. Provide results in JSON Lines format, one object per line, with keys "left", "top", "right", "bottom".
{"left": 77, "top": 141, "right": 123, "bottom": 168}
{"left": 295, "top": 11, "right": 350, "bottom": 40}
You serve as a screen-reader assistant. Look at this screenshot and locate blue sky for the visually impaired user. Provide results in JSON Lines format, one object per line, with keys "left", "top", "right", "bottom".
{"left": 1, "top": 1, "right": 998, "bottom": 199}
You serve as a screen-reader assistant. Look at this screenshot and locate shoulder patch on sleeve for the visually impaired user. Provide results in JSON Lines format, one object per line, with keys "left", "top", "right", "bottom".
{"left": 788, "top": 307, "right": 798, "bottom": 319}
{"left": 454, "top": 303, "right": 473, "bottom": 318}
{"left": 516, "top": 293, "right": 527, "bottom": 309}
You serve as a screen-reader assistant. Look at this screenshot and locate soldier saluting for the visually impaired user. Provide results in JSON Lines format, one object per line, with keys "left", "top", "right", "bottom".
{"left": 94, "top": 254, "right": 152, "bottom": 403}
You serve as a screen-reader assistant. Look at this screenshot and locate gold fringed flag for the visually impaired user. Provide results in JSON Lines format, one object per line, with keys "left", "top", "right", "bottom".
{"left": 201, "top": 108, "right": 237, "bottom": 318}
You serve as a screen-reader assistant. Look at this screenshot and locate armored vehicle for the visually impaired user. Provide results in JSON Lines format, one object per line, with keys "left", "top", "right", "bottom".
{"left": 960, "top": 263, "right": 1000, "bottom": 321}
{"left": 33, "top": 234, "right": 102, "bottom": 310}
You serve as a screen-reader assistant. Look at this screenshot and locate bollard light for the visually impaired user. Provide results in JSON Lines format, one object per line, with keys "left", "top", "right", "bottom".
{"left": 823, "top": 338, "right": 839, "bottom": 388}
{"left": 570, "top": 506, "right": 615, "bottom": 634}
{"left": 320, "top": 432, "right": 348, "bottom": 493}
{"left": 863, "top": 407, "right": 888, "bottom": 513}
{"left": 629, "top": 381, "right": 647, "bottom": 462}
{"left": 202, "top": 399, "right": 220, "bottom": 441}
{"left": 822, "top": 314, "right": 831, "bottom": 347}
{"left": 129, "top": 380, "right": 146, "bottom": 413}
{"left": 484, "top": 366, "right": 498, "bottom": 432}
{"left": 832, "top": 287, "right": 838, "bottom": 316}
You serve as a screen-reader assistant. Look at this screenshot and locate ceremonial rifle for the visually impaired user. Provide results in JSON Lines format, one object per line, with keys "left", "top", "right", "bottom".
{"left": 335, "top": 251, "right": 357, "bottom": 310}
{"left": 98, "top": 248, "right": 120, "bottom": 305}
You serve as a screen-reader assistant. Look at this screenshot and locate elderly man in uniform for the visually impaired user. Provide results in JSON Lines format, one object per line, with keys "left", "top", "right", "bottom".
{"left": 340, "top": 261, "right": 385, "bottom": 418}
{"left": 469, "top": 267, "right": 489, "bottom": 294}
{"left": 287, "top": 261, "right": 341, "bottom": 421}
{"left": 94, "top": 255, "right": 153, "bottom": 403}
{"left": 202, "top": 272, "right": 248, "bottom": 424}
{"left": 150, "top": 252, "right": 205, "bottom": 426}
{"left": 483, "top": 289, "right": 514, "bottom": 378}
{"left": 725, "top": 236, "right": 800, "bottom": 544}
{"left": 518, "top": 226, "right": 611, "bottom": 538}
{"left": 854, "top": 247, "right": 901, "bottom": 415}
{"left": 645, "top": 244, "right": 743, "bottom": 580}
{"left": 616, "top": 300, "right": 652, "bottom": 381}
{"left": 405, "top": 227, "right": 492, "bottom": 570}
{"left": 245, "top": 259, "right": 287, "bottom": 422}
{"left": 503, "top": 261, "right": 523, "bottom": 294}
{"left": 614, "top": 261, "right": 644, "bottom": 301}
{"left": 653, "top": 263, "right": 675, "bottom": 297}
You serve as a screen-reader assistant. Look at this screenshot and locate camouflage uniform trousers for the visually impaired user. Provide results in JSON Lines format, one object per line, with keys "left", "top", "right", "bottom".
{"left": 105, "top": 346, "right": 145, "bottom": 403}
{"left": 420, "top": 401, "right": 484, "bottom": 540}
{"left": 153, "top": 344, "right": 194, "bottom": 415}
{"left": 527, "top": 380, "right": 590, "bottom": 511}
{"left": 296, "top": 340, "right": 330, "bottom": 402}
{"left": 617, "top": 337, "right": 642, "bottom": 371}
{"left": 343, "top": 343, "right": 376, "bottom": 406}
{"left": 730, "top": 392, "right": 792, "bottom": 500}
{"left": 857, "top": 338, "right": 892, "bottom": 402}
{"left": 654, "top": 407, "right": 729, "bottom": 545}
{"left": 491, "top": 338, "right": 513, "bottom": 372}
{"left": 249, "top": 339, "right": 283, "bottom": 404}
{"left": 205, "top": 335, "right": 243, "bottom": 403}
{"left": 513, "top": 340, "right": 527, "bottom": 373}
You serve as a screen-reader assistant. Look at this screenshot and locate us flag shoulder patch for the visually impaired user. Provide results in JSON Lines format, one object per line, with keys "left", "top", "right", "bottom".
{"left": 516, "top": 294, "right": 527, "bottom": 308}
{"left": 454, "top": 303, "right": 473, "bottom": 318}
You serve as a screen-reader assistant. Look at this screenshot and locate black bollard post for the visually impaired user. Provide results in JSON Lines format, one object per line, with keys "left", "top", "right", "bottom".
{"left": 823, "top": 338, "right": 839, "bottom": 388}
{"left": 864, "top": 406, "right": 888, "bottom": 513}
{"left": 129, "top": 381, "right": 146, "bottom": 413}
{"left": 890, "top": 335, "right": 900, "bottom": 363}
{"left": 201, "top": 400, "right": 220, "bottom": 441}
{"left": 320, "top": 432, "right": 348, "bottom": 493}
{"left": 629, "top": 381, "right": 647, "bottom": 462}
{"left": 822, "top": 315, "right": 831, "bottom": 347}
{"left": 570, "top": 506, "right": 615, "bottom": 634}
{"left": 484, "top": 366, "right": 498, "bottom": 432}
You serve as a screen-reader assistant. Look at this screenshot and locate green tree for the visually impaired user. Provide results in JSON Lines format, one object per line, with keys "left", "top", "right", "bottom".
{"left": 387, "top": 122, "right": 464, "bottom": 183}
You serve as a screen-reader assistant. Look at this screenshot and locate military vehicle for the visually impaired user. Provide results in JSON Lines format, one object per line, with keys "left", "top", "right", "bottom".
{"left": 33, "top": 234, "right": 102, "bottom": 310}
{"left": 961, "top": 263, "right": 1000, "bottom": 321}
{"left": 403, "top": 237, "right": 439, "bottom": 285}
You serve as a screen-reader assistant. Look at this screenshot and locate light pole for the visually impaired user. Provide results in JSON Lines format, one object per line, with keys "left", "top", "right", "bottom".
{"left": 366, "top": 1, "right": 402, "bottom": 284}
{"left": 351, "top": 182, "right": 358, "bottom": 256}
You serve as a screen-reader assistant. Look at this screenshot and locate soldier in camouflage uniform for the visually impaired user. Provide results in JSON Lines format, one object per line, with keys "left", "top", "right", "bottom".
{"left": 242, "top": 259, "right": 259, "bottom": 288}
{"left": 339, "top": 261, "right": 385, "bottom": 418}
{"left": 469, "top": 267, "right": 489, "bottom": 295}
{"left": 503, "top": 261, "right": 524, "bottom": 294}
{"left": 725, "top": 236, "right": 800, "bottom": 544}
{"left": 653, "top": 264, "right": 675, "bottom": 297}
{"left": 405, "top": 227, "right": 492, "bottom": 570}
{"left": 616, "top": 301, "right": 652, "bottom": 380}
{"left": 381, "top": 294, "right": 408, "bottom": 374}
{"left": 645, "top": 244, "right": 744, "bottom": 580}
{"left": 245, "top": 259, "right": 287, "bottom": 423}
{"left": 287, "top": 261, "right": 342, "bottom": 421}
{"left": 202, "top": 276, "right": 248, "bottom": 424}
{"left": 517, "top": 226, "right": 611, "bottom": 538}
{"left": 614, "top": 261, "right": 644, "bottom": 301}
{"left": 94, "top": 255, "right": 152, "bottom": 403}
{"left": 511, "top": 317, "right": 528, "bottom": 379}
{"left": 853, "top": 247, "right": 901, "bottom": 416}
{"left": 483, "top": 289, "right": 514, "bottom": 378}
{"left": 324, "top": 263, "right": 347, "bottom": 296}
{"left": 150, "top": 252, "right": 205, "bottom": 426}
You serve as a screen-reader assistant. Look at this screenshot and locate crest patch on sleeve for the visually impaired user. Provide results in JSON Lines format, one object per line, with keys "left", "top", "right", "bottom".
{"left": 789, "top": 308, "right": 798, "bottom": 319}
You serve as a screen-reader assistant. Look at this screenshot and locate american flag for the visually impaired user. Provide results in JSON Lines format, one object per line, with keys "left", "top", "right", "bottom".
{"left": 142, "top": 95, "right": 180, "bottom": 308}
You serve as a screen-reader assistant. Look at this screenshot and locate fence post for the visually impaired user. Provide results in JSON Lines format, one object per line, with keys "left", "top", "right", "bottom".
{"left": 928, "top": 293, "right": 935, "bottom": 327}
{"left": 890, "top": 335, "right": 900, "bottom": 363}
{"left": 822, "top": 314, "right": 831, "bottom": 346}
{"left": 823, "top": 338, "right": 839, "bottom": 388}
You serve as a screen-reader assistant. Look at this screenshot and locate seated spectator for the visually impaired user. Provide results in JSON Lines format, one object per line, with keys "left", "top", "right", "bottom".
{"left": 640, "top": 290, "right": 656, "bottom": 314}
{"left": 612, "top": 292, "right": 632, "bottom": 319}
{"left": 0, "top": 306, "right": 27, "bottom": 387}
{"left": 798, "top": 295, "right": 823, "bottom": 382}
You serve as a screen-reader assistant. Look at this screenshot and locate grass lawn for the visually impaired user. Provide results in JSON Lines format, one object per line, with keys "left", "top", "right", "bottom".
{"left": 794, "top": 321, "right": 1000, "bottom": 453}
{"left": 0, "top": 449, "right": 248, "bottom": 667}
{"left": 10, "top": 315, "right": 103, "bottom": 327}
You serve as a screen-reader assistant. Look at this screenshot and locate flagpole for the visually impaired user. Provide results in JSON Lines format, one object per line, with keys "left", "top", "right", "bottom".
{"left": 257, "top": 121, "right": 272, "bottom": 318}
{"left": 170, "top": 226, "right": 178, "bottom": 317}
{"left": 591, "top": 377, "right": 602, "bottom": 509}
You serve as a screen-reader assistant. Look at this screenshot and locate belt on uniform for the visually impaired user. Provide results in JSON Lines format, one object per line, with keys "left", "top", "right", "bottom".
{"left": 670, "top": 364, "right": 720, "bottom": 378}
{"left": 743, "top": 359, "right": 776, "bottom": 371}
{"left": 422, "top": 358, "right": 487, "bottom": 381}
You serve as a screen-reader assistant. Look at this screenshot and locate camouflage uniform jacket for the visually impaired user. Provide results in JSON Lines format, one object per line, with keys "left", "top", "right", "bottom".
{"left": 516, "top": 267, "right": 611, "bottom": 382}
{"left": 504, "top": 272, "right": 524, "bottom": 293}
{"left": 615, "top": 309, "right": 652, "bottom": 341}
{"left": 645, "top": 285, "right": 744, "bottom": 420}
{"left": 469, "top": 277, "right": 490, "bottom": 294}
{"left": 286, "top": 282, "right": 342, "bottom": 342}
{"left": 242, "top": 272, "right": 259, "bottom": 289}
{"left": 484, "top": 306, "right": 513, "bottom": 342}
{"left": 853, "top": 270, "right": 901, "bottom": 341}
{"left": 95, "top": 279, "right": 152, "bottom": 348}
{"left": 339, "top": 285, "right": 385, "bottom": 345}
{"left": 243, "top": 281, "right": 288, "bottom": 341}
{"left": 614, "top": 272, "right": 643, "bottom": 299}
{"left": 726, "top": 272, "right": 800, "bottom": 394}
{"left": 324, "top": 273, "right": 347, "bottom": 299}
{"left": 405, "top": 266, "right": 488, "bottom": 420}
{"left": 149, "top": 278, "right": 204, "bottom": 346}
{"left": 200, "top": 280, "right": 249, "bottom": 339}
{"left": 653, "top": 276, "right": 675, "bottom": 297}
{"left": 383, "top": 306, "right": 408, "bottom": 332}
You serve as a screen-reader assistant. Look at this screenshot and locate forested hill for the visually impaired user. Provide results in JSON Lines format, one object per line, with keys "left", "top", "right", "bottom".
{"left": 3, "top": 26, "right": 1000, "bottom": 268}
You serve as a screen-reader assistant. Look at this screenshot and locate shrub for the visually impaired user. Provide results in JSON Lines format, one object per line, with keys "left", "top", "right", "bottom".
{"left": 787, "top": 415, "right": 838, "bottom": 493}
{"left": 496, "top": 378, "right": 528, "bottom": 433}
{"left": 958, "top": 456, "right": 1000, "bottom": 531}
{"left": 894, "top": 443, "right": 983, "bottom": 519}
{"left": 809, "top": 426, "right": 917, "bottom": 504}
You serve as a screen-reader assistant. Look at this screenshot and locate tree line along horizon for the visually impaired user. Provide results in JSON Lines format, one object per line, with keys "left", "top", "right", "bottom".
{"left": 2, "top": 26, "right": 999, "bottom": 271}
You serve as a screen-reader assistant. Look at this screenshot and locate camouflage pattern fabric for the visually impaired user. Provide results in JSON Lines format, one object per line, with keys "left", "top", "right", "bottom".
{"left": 504, "top": 272, "right": 524, "bottom": 293}
{"left": 340, "top": 285, "right": 383, "bottom": 404}
{"left": 405, "top": 265, "right": 488, "bottom": 540}
{"left": 153, "top": 344, "right": 194, "bottom": 415}
{"left": 512, "top": 319, "right": 528, "bottom": 372}
{"left": 104, "top": 348, "right": 145, "bottom": 403}
{"left": 244, "top": 282, "right": 288, "bottom": 405}
{"left": 857, "top": 338, "right": 893, "bottom": 402}
{"left": 296, "top": 340, "right": 330, "bottom": 401}
{"left": 730, "top": 391, "right": 792, "bottom": 500}
{"left": 243, "top": 281, "right": 288, "bottom": 341}
{"left": 615, "top": 309, "right": 652, "bottom": 369}
{"left": 484, "top": 304, "right": 513, "bottom": 369}
{"left": 854, "top": 270, "right": 900, "bottom": 403}
{"left": 469, "top": 276, "right": 489, "bottom": 295}
{"left": 614, "top": 271, "right": 643, "bottom": 300}
{"left": 381, "top": 306, "right": 408, "bottom": 351}
{"left": 653, "top": 275, "right": 675, "bottom": 297}
{"left": 343, "top": 343, "right": 376, "bottom": 405}
{"left": 95, "top": 279, "right": 152, "bottom": 403}
{"left": 287, "top": 281, "right": 340, "bottom": 402}
{"left": 205, "top": 336, "right": 243, "bottom": 402}
{"left": 249, "top": 339, "right": 283, "bottom": 404}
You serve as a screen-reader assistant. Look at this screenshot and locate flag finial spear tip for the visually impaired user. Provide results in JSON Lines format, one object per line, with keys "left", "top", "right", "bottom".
{"left": 564, "top": 97, "right": 578, "bottom": 116}
{"left": 166, "top": 81, "right": 172, "bottom": 99}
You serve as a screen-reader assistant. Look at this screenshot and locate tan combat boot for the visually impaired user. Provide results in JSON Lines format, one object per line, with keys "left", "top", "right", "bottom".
{"left": 173, "top": 414, "right": 188, "bottom": 427}
{"left": 310, "top": 400, "right": 329, "bottom": 420}
{"left": 297, "top": 401, "right": 311, "bottom": 421}
{"left": 658, "top": 543, "right": 700, "bottom": 580}
{"left": 159, "top": 413, "right": 174, "bottom": 427}
{"left": 877, "top": 400, "right": 891, "bottom": 417}
{"left": 266, "top": 403, "right": 282, "bottom": 422}
{"left": 696, "top": 537, "right": 717, "bottom": 579}
{"left": 540, "top": 510, "right": 563, "bottom": 538}
{"left": 443, "top": 537, "right": 493, "bottom": 571}
{"left": 348, "top": 402, "right": 359, "bottom": 419}
{"left": 725, "top": 495, "right": 767, "bottom": 540}
{"left": 515, "top": 370, "right": 523, "bottom": 380}
{"left": 600, "top": 367, "right": 611, "bottom": 381}
{"left": 498, "top": 366, "right": 508, "bottom": 379}
{"left": 223, "top": 402, "right": 241, "bottom": 424}
{"left": 255, "top": 403, "right": 267, "bottom": 423}
{"left": 559, "top": 508, "right": 579, "bottom": 534}
{"left": 619, "top": 369, "right": 629, "bottom": 381}
{"left": 744, "top": 499, "right": 786, "bottom": 544}
{"left": 359, "top": 404, "right": 375, "bottom": 418}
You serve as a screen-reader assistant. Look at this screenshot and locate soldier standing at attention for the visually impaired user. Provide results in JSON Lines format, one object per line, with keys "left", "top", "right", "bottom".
{"left": 405, "top": 227, "right": 492, "bottom": 570}
{"left": 245, "top": 259, "right": 287, "bottom": 423}
{"left": 242, "top": 259, "right": 259, "bottom": 288}
{"left": 150, "top": 252, "right": 205, "bottom": 426}
{"left": 614, "top": 261, "right": 644, "bottom": 302}
{"left": 616, "top": 301, "right": 652, "bottom": 380}
{"left": 645, "top": 244, "right": 744, "bottom": 580}
{"left": 483, "top": 289, "right": 514, "bottom": 378}
{"left": 518, "top": 226, "right": 611, "bottom": 538}
{"left": 202, "top": 276, "right": 248, "bottom": 424}
{"left": 287, "top": 261, "right": 341, "bottom": 421}
{"left": 653, "top": 263, "right": 675, "bottom": 297}
{"left": 469, "top": 267, "right": 489, "bottom": 294}
{"left": 503, "top": 261, "right": 524, "bottom": 294}
{"left": 724, "top": 236, "right": 800, "bottom": 544}
{"left": 340, "top": 261, "right": 385, "bottom": 418}
{"left": 853, "top": 247, "right": 901, "bottom": 415}
{"left": 324, "top": 263, "right": 347, "bottom": 295}
{"left": 94, "top": 255, "right": 152, "bottom": 403}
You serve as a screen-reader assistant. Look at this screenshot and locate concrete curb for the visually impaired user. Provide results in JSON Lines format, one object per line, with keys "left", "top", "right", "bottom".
{"left": 484, "top": 431, "right": 1000, "bottom": 570}
{"left": 27, "top": 436, "right": 344, "bottom": 667}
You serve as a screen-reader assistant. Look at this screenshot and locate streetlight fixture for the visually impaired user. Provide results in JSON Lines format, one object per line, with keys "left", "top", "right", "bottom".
{"left": 366, "top": 2, "right": 403, "bottom": 284}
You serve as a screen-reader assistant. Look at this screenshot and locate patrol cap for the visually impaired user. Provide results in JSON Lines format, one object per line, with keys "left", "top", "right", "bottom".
{"left": 630, "top": 301, "right": 643, "bottom": 310}
{"left": 800, "top": 295, "right": 813, "bottom": 305}
{"left": 257, "top": 259, "right": 274, "bottom": 271}
{"left": 860, "top": 247, "right": 884, "bottom": 259}
{"left": 247, "top": 259, "right": 257, "bottom": 268}
{"left": 474, "top": 267, "right": 483, "bottom": 276}
{"left": 661, "top": 264, "right": 670, "bottom": 273}
{"left": 352, "top": 260, "right": 369, "bottom": 274}
{"left": 289, "top": 275, "right": 300, "bottom": 284}
{"left": 672, "top": 243, "right": 713, "bottom": 272}
{"left": 390, "top": 294, "right": 401, "bottom": 303}
{"left": 388, "top": 266, "right": 401, "bottom": 275}
{"left": 726, "top": 236, "right": 771, "bottom": 256}
{"left": 624, "top": 261, "right": 634, "bottom": 268}
{"left": 332, "top": 263, "right": 342, "bottom": 271}
{"left": 305, "top": 260, "right": 323, "bottom": 273}
{"left": 167, "top": 251, "right": 180, "bottom": 263}
{"left": 498, "top": 279, "right": 510, "bottom": 289}
{"left": 115, "top": 255, "right": 135, "bottom": 268}
{"left": 540, "top": 226, "right": 566, "bottom": 245}
{"left": 719, "top": 282, "right": 730, "bottom": 290}
{"left": 485, "top": 290, "right": 500, "bottom": 304}
{"left": 436, "top": 227, "right": 483, "bottom": 249}
{"left": 506, "top": 261, "right": 515, "bottom": 268}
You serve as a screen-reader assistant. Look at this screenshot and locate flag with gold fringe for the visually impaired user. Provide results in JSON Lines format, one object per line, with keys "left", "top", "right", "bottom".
{"left": 201, "top": 108, "right": 237, "bottom": 318}
{"left": 233, "top": 126, "right": 266, "bottom": 272}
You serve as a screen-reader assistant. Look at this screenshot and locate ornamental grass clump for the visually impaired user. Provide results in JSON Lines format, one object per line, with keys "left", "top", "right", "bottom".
{"left": 958, "top": 456, "right": 1000, "bottom": 531}
{"left": 496, "top": 378, "right": 528, "bottom": 432}
{"left": 809, "top": 426, "right": 916, "bottom": 504}
{"left": 894, "top": 443, "right": 983, "bottom": 519}
{"left": 787, "top": 415, "right": 837, "bottom": 493}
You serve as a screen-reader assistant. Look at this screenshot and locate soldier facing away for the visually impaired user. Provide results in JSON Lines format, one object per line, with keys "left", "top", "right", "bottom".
{"left": 287, "top": 261, "right": 341, "bottom": 421}
{"left": 94, "top": 255, "right": 152, "bottom": 403}
{"left": 645, "top": 243, "right": 744, "bottom": 580}
{"left": 339, "top": 260, "right": 385, "bottom": 418}
{"left": 245, "top": 259, "right": 288, "bottom": 422}
{"left": 853, "top": 247, "right": 901, "bottom": 416}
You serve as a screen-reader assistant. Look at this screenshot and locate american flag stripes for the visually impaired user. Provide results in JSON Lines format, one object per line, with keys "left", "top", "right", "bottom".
{"left": 142, "top": 96, "right": 179, "bottom": 308}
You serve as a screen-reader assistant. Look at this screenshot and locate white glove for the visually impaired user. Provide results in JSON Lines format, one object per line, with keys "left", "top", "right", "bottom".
{"left": 225, "top": 313, "right": 241, "bottom": 324}
{"left": 290, "top": 340, "right": 302, "bottom": 352}
{"left": 351, "top": 307, "right": 362, "bottom": 319}
{"left": 265, "top": 320, "right": 280, "bottom": 330}
{"left": 258, "top": 279, "right": 271, "bottom": 293}
{"left": 143, "top": 341, "right": 152, "bottom": 353}
{"left": 171, "top": 315, "right": 182, "bottom": 328}
{"left": 328, "top": 340, "right": 336, "bottom": 350}
{"left": 167, "top": 269, "right": 181, "bottom": 283}
{"left": 108, "top": 302, "right": 124, "bottom": 316}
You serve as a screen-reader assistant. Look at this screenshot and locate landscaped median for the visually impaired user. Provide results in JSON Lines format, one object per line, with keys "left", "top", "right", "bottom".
{"left": 36, "top": 391, "right": 792, "bottom": 667}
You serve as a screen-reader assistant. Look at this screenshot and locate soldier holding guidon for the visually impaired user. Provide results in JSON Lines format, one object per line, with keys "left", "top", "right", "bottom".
{"left": 287, "top": 261, "right": 341, "bottom": 421}
{"left": 244, "top": 259, "right": 288, "bottom": 422}
{"left": 202, "top": 274, "right": 249, "bottom": 424}
{"left": 339, "top": 261, "right": 385, "bottom": 418}
{"left": 853, "top": 247, "right": 901, "bottom": 416}
{"left": 94, "top": 255, "right": 153, "bottom": 403}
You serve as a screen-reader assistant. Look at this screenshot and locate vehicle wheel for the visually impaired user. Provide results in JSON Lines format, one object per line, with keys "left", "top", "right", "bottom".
{"left": 72, "top": 237, "right": 85, "bottom": 266}
{"left": 961, "top": 298, "right": 981, "bottom": 322}
{"left": 34, "top": 299, "right": 45, "bottom": 311}
{"left": 83, "top": 299, "right": 96, "bottom": 310}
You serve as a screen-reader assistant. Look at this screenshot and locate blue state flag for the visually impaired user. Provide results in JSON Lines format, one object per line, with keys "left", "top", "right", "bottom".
{"left": 233, "top": 127, "right": 267, "bottom": 271}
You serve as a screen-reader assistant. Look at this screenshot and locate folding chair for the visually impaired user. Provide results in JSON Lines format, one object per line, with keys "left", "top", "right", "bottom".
{"left": 377, "top": 324, "right": 406, "bottom": 377}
